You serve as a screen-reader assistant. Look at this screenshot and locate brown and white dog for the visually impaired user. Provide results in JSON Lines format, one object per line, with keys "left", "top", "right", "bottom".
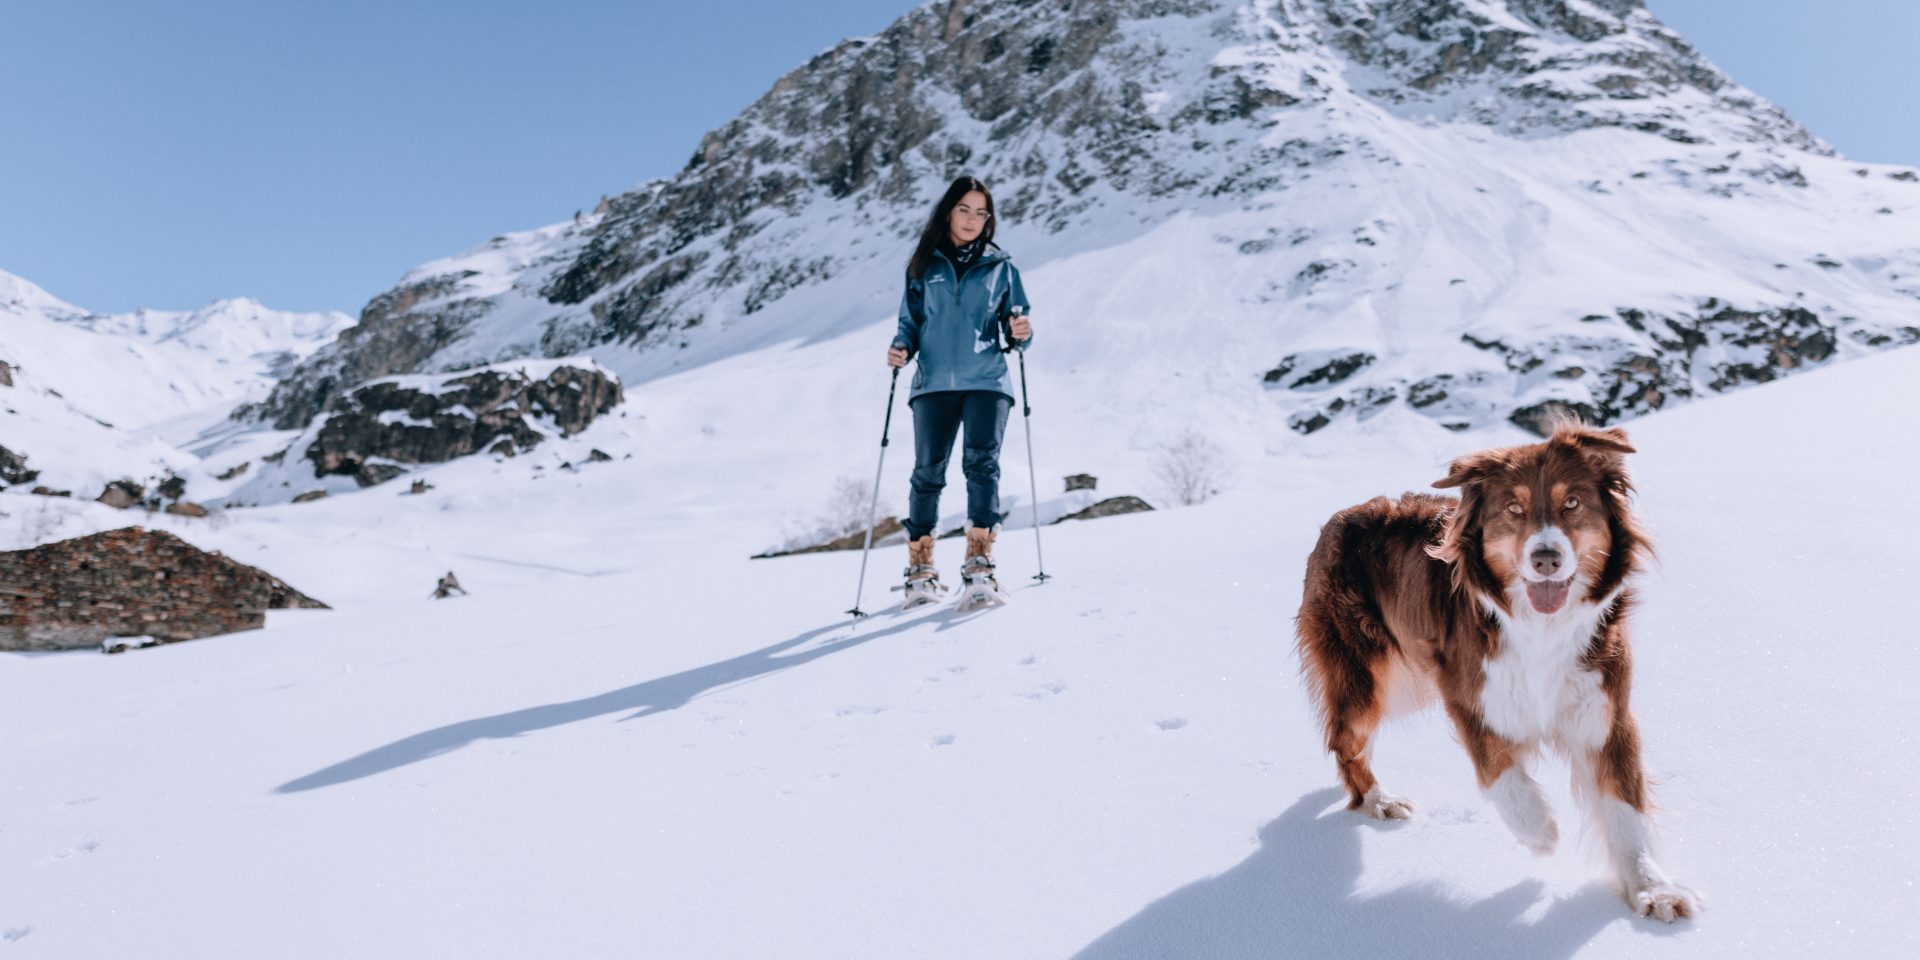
{"left": 1294, "top": 422, "right": 1698, "bottom": 922}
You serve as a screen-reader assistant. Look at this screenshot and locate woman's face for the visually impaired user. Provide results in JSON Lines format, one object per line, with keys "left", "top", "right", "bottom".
{"left": 948, "top": 190, "right": 990, "bottom": 245}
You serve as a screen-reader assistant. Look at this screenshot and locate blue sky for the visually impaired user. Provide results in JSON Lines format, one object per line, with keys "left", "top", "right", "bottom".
{"left": 2, "top": 0, "right": 1913, "bottom": 316}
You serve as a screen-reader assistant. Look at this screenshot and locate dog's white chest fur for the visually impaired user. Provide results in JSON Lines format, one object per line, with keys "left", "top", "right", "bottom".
{"left": 1480, "top": 597, "right": 1613, "bottom": 749}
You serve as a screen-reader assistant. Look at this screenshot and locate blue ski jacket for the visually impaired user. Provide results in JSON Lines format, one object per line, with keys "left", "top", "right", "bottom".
{"left": 891, "top": 245, "right": 1032, "bottom": 404}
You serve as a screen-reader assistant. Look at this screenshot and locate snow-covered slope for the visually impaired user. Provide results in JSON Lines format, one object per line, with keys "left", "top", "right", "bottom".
{"left": 2, "top": 309, "right": 1915, "bottom": 958}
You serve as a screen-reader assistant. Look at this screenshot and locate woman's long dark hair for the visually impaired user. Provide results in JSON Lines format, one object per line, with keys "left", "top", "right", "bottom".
{"left": 906, "top": 176, "right": 996, "bottom": 279}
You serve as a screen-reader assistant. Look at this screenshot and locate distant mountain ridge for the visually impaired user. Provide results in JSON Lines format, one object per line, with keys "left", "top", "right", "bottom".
{"left": 0, "top": 268, "right": 351, "bottom": 499}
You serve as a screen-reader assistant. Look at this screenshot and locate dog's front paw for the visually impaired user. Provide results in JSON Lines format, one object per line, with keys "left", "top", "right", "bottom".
{"left": 1359, "top": 787, "right": 1414, "bottom": 820}
{"left": 1630, "top": 882, "right": 1699, "bottom": 923}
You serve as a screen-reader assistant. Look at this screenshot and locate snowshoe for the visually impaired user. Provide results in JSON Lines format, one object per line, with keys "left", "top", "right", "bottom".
{"left": 891, "top": 535, "right": 949, "bottom": 609}
{"left": 953, "top": 526, "right": 1010, "bottom": 611}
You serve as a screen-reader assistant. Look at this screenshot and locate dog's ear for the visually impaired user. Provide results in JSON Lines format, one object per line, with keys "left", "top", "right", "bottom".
{"left": 1433, "top": 452, "right": 1492, "bottom": 490}
{"left": 1554, "top": 423, "right": 1636, "bottom": 457}
{"left": 1429, "top": 457, "right": 1488, "bottom": 566}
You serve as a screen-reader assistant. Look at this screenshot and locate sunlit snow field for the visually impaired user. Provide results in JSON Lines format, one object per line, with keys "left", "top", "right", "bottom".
{"left": 4, "top": 316, "right": 1916, "bottom": 958}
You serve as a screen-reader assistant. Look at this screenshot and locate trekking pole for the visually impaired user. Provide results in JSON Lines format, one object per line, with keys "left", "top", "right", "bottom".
{"left": 1006, "top": 307, "right": 1051, "bottom": 583}
{"left": 847, "top": 366, "right": 902, "bottom": 617}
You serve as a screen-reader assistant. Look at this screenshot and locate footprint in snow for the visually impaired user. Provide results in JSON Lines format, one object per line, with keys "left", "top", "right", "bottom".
{"left": 1017, "top": 682, "right": 1066, "bottom": 701}
{"left": 929, "top": 735, "right": 956, "bottom": 748}
{"left": 42, "top": 839, "right": 99, "bottom": 865}
{"left": 1426, "top": 805, "right": 1484, "bottom": 826}
{"left": 4, "top": 927, "right": 32, "bottom": 943}
{"left": 1156, "top": 718, "right": 1188, "bottom": 731}
{"left": 833, "top": 706, "right": 886, "bottom": 718}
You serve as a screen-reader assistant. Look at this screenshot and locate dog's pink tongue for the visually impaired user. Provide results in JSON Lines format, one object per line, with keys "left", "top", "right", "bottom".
{"left": 1526, "top": 579, "right": 1571, "bottom": 614}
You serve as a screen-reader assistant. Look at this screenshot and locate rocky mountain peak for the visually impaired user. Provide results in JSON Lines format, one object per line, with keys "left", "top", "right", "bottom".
{"left": 237, "top": 0, "right": 1911, "bottom": 443}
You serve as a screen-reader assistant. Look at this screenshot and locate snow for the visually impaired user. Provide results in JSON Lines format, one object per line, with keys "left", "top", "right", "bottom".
{"left": 4, "top": 3, "right": 1918, "bottom": 953}
{"left": 3, "top": 311, "right": 1916, "bottom": 956}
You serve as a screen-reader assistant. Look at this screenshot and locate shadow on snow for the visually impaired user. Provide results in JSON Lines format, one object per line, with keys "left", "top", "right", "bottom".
{"left": 274, "top": 605, "right": 960, "bottom": 793}
{"left": 1071, "top": 788, "right": 1685, "bottom": 960}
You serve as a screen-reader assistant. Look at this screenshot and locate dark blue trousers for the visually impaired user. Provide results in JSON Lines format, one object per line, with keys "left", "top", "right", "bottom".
{"left": 904, "top": 391, "right": 1012, "bottom": 540}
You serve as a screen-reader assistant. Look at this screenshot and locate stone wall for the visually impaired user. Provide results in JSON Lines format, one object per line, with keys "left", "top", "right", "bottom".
{"left": 0, "top": 527, "right": 329, "bottom": 652}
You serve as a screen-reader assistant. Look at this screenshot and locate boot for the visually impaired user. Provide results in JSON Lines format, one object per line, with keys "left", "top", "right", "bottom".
{"left": 894, "top": 535, "right": 947, "bottom": 608}
{"left": 956, "top": 525, "right": 1009, "bottom": 610}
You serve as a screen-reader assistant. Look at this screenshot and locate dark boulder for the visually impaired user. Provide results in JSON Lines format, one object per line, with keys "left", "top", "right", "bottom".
{"left": 0, "top": 444, "right": 37, "bottom": 487}
{"left": 1055, "top": 496, "right": 1155, "bottom": 523}
{"left": 97, "top": 480, "right": 145, "bottom": 509}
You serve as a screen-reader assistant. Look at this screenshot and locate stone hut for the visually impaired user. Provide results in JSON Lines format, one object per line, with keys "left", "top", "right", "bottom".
{"left": 0, "top": 527, "right": 329, "bottom": 652}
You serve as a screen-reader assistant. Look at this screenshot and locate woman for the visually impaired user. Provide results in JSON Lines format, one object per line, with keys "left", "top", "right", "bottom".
{"left": 886, "top": 175, "right": 1034, "bottom": 609}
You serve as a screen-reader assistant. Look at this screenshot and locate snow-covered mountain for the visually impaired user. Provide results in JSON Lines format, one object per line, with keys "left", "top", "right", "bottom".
{"left": 0, "top": 269, "right": 351, "bottom": 500}
{"left": 60, "top": 296, "right": 353, "bottom": 384}
{"left": 240, "top": 0, "right": 1918, "bottom": 443}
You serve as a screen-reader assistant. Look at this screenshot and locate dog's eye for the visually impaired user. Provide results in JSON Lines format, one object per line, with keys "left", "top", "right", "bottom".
{"left": 1563, "top": 496, "right": 1579, "bottom": 511}
{"left": 1505, "top": 502, "right": 1522, "bottom": 516}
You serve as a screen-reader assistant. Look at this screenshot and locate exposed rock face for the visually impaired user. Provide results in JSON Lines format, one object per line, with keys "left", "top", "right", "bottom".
{"left": 0, "top": 527, "right": 328, "bottom": 652}
{"left": 1264, "top": 350, "right": 1377, "bottom": 389}
{"left": 235, "top": 271, "right": 498, "bottom": 430}
{"left": 1278, "top": 300, "right": 1908, "bottom": 435}
{"left": 303, "top": 361, "right": 623, "bottom": 487}
{"left": 1317, "top": 0, "right": 1820, "bottom": 149}
{"left": 0, "top": 444, "right": 36, "bottom": 487}
{"left": 0, "top": 358, "right": 13, "bottom": 387}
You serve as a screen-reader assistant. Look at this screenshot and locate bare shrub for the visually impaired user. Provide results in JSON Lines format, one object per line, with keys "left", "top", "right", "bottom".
{"left": 1153, "top": 430, "right": 1228, "bottom": 506}
{"left": 770, "top": 475, "right": 896, "bottom": 554}
{"left": 817, "top": 474, "right": 888, "bottom": 540}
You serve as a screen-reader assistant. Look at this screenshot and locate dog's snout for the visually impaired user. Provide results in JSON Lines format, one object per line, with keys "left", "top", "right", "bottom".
{"left": 1530, "top": 548, "right": 1564, "bottom": 578}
